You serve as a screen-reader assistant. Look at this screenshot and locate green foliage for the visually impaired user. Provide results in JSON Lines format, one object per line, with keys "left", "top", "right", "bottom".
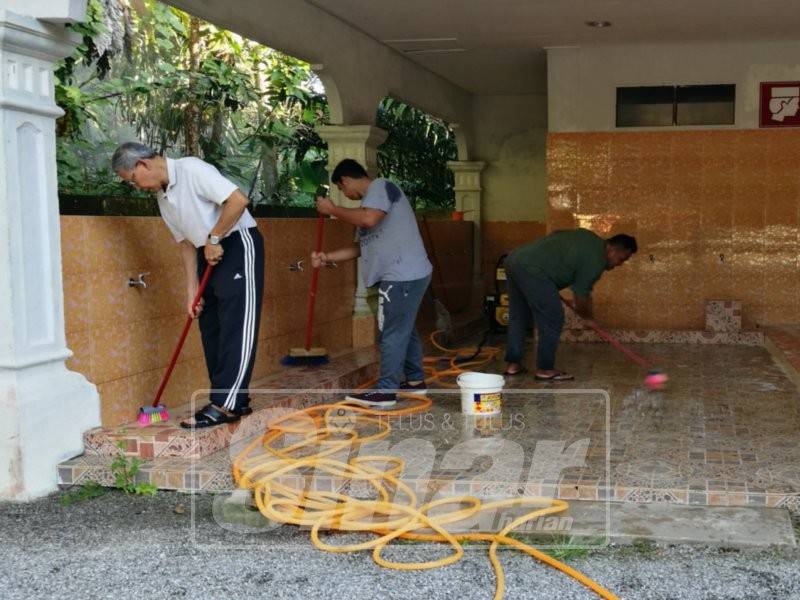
{"left": 60, "top": 480, "right": 107, "bottom": 506}
{"left": 507, "top": 533, "right": 599, "bottom": 561}
{"left": 55, "top": 2, "right": 456, "bottom": 212}
{"left": 57, "top": 137, "right": 145, "bottom": 197}
{"left": 111, "top": 441, "right": 157, "bottom": 496}
{"left": 55, "top": 0, "right": 329, "bottom": 208}
{"left": 55, "top": 0, "right": 111, "bottom": 138}
{"left": 376, "top": 97, "right": 457, "bottom": 210}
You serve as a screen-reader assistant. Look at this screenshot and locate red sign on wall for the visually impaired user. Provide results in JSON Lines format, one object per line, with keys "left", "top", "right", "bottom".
{"left": 760, "top": 82, "right": 800, "bottom": 127}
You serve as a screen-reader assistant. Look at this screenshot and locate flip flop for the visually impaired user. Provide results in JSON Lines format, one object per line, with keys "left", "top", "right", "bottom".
{"left": 180, "top": 403, "right": 253, "bottom": 429}
{"left": 534, "top": 370, "right": 574, "bottom": 381}
{"left": 503, "top": 367, "right": 528, "bottom": 376}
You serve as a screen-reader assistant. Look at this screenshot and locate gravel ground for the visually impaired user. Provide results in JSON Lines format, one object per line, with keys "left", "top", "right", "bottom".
{"left": 1, "top": 491, "right": 799, "bottom": 600}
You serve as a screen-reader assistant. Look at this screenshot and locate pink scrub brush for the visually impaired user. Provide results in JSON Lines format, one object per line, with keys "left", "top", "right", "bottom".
{"left": 560, "top": 297, "right": 669, "bottom": 391}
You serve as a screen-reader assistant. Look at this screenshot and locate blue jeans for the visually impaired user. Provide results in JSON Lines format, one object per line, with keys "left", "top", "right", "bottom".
{"left": 376, "top": 275, "right": 431, "bottom": 391}
{"left": 504, "top": 254, "right": 564, "bottom": 371}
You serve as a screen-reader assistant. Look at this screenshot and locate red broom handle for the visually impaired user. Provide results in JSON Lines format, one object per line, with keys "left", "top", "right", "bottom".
{"left": 559, "top": 296, "right": 651, "bottom": 369}
{"left": 304, "top": 214, "right": 325, "bottom": 350}
{"left": 152, "top": 263, "right": 214, "bottom": 407}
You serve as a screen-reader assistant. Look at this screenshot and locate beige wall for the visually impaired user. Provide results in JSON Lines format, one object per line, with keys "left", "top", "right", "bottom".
{"left": 472, "top": 94, "right": 549, "bottom": 290}
{"left": 473, "top": 94, "right": 549, "bottom": 221}
{"left": 548, "top": 41, "right": 800, "bottom": 132}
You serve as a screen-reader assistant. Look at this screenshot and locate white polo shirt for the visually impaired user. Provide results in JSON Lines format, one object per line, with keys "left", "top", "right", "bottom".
{"left": 156, "top": 157, "right": 257, "bottom": 248}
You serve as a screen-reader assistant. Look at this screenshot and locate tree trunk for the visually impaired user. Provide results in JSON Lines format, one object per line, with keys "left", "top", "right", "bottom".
{"left": 210, "top": 104, "right": 224, "bottom": 150}
{"left": 184, "top": 16, "right": 202, "bottom": 156}
{"left": 260, "top": 145, "right": 278, "bottom": 203}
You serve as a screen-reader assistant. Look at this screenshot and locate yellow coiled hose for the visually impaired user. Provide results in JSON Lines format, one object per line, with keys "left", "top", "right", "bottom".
{"left": 232, "top": 333, "right": 619, "bottom": 600}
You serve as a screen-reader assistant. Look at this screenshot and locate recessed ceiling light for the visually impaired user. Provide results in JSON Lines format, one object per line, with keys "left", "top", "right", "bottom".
{"left": 585, "top": 20, "right": 612, "bottom": 28}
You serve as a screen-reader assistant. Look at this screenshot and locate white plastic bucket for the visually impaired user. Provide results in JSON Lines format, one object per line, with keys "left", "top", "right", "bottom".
{"left": 457, "top": 371, "right": 504, "bottom": 415}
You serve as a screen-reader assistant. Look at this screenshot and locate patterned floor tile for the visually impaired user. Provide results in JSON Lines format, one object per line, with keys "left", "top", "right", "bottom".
{"left": 58, "top": 340, "right": 800, "bottom": 514}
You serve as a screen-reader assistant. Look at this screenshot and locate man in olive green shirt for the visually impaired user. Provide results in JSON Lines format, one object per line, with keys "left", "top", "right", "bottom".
{"left": 504, "top": 229, "right": 637, "bottom": 380}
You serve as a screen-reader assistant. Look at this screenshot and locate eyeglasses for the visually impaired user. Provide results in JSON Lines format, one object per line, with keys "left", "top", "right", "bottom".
{"left": 119, "top": 162, "right": 143, "bottom": 187}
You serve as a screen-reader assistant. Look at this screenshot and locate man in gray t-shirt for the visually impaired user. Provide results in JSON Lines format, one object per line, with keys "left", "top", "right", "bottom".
{"left": 314, "top": 159, "right": 433, "bottom": 408}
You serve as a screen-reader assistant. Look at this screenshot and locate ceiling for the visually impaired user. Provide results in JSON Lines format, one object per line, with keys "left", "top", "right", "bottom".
{"left": 308, "top": 0, "right": 800, "bottom": 95}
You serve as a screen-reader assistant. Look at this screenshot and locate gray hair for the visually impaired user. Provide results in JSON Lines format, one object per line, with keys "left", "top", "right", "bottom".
{"left": 111, "top": 142, "right": 157, "bottom": 172}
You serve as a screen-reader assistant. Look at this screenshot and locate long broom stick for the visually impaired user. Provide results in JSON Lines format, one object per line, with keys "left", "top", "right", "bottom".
{"left": 138, "top": 263, "right": 214, "bottom": 425}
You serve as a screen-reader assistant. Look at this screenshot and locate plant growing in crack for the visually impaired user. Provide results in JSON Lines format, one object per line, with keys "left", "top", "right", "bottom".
{"left": 111, "top": 441, "right": 158, "bottom": 496}
{"left": 60, "top": 480, "right": 107, "bottom": 506}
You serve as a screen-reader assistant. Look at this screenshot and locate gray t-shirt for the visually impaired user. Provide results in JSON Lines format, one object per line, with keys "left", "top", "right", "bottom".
{"left": 357, "top": 178, "right": 433, "bottom": 287}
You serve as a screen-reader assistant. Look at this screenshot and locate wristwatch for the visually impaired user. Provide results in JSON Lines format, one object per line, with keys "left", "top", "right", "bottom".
{"left": 208, "top": 234, "right": 221, "bottom": 245}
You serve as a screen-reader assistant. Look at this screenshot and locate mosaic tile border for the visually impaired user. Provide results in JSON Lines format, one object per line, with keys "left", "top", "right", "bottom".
{"left": 56, "top": 455, "right": 800, "bottom": 515}
{"left": 561, "top": 329, "right": 764, "bottom": 346}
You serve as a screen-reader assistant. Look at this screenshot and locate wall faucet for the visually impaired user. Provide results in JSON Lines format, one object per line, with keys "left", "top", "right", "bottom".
{"left": 128, "top": 272, "right": 149, "bottom": 289}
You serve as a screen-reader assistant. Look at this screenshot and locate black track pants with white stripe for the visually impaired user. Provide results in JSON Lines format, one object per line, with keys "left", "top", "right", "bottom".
{"left": 196, "top": 227, "right": 264, "bottom": 412}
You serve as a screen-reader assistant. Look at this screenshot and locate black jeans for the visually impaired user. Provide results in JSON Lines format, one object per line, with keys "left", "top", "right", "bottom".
{"left": 503, "top": 253, "right": 564, "bottom": 371}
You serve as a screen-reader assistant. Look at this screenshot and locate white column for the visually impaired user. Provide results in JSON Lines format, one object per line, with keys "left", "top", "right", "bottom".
{"left": 448, "top": 160, "right": 486, "bottom": 284}
{"left": 0, "top": 6, "right": 100, "bottom": 500}
{"left": 317, "top": 125, "right": 387, "bottom": 347}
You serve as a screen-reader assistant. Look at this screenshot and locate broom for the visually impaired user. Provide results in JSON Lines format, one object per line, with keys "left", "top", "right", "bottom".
{"left": 138, "top": 263, "right": 214, "bottom": 426}
{"left": 281, "top": 213, "right": 329, "bottom": 366}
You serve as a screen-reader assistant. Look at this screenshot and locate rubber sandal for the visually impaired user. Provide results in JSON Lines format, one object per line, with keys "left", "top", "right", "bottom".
{"left": 180, "top": 404, "right": 252, "bottom": 429}
{"left": 503, "top": 367, "right": 528, "bottom": 376}
{"left": 534, "top": 370, "right": 574, "bottom": 381}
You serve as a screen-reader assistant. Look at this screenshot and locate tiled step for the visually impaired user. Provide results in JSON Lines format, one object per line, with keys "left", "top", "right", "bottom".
{"left": 57, "top": 450, "right": 797, "bottom": 549}
{"left": 80, "top": 347, "right": 379, "bottom": 460}
{"left": 57, "top": 440, "right": 800, "bottom": 519}
{"left": 764, "top": 326, "right": 800, "bottom": 389}
{"left": 59, "top": 446, "right": 235, "bottom": 492}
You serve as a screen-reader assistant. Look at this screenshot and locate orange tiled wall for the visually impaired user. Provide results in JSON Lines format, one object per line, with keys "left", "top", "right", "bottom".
{"left": 61, "top": 216, "right": 356, "bottom": 427}
{"left": 547, "top": 130, "right": 800, "bottom": 330}
{"left": 61, "top": 215, "right": 474, "bottom": 426}
{"left": 419, "top": 219, "right": 474, "bottom": 313}
{"left": 482, "top": 221, "right": 547, "bottom": 292}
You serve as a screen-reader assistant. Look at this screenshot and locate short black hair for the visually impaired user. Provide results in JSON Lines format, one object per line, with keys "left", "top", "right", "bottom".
{"left": 607, "top": 233, "right": 638, "bottom": 253}
{"left": 331, "top": 159, "right": 368, "bottom": 183}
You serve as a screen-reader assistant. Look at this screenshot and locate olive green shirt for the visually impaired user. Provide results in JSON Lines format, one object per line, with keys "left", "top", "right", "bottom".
{"left": 510, "top": 228, "right": 607, "bottom": 298}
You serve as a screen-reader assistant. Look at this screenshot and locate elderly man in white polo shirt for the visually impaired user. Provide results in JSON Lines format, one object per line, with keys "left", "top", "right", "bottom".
{"left": 112, "top": 142, "right": 264, "bottom": 429}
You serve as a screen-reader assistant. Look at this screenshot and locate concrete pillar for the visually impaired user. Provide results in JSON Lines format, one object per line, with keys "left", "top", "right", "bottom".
{"left": 0, "top": 5, "right": 100, "bottom": 499}
{"left": 448, "top": 160, "right": 486, "bottom": 284}
{"left": 317, "top": 125, "right": 388, "bottom": 348}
